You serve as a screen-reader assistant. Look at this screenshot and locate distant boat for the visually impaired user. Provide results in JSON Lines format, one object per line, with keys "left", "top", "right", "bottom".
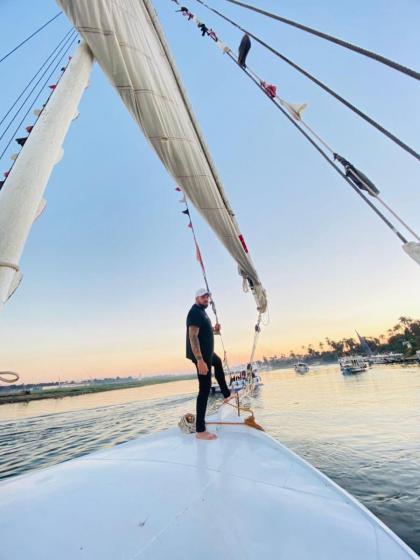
{"left": 211, "top": 368, "right": 262, "bottom": 395}
{"left": 294, "top": 363, "right": 310, "bottom": 374}
{"left": 339, "top": 356, "right": 368, "bottom": 375}
{"left": 369, "top": 353, "right": 404, "bottom": 365}
{"left": 356, "top": 331, "right": 373, "bottom": 356}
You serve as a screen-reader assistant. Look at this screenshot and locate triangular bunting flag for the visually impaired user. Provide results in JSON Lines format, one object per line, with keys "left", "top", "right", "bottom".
{"left": 10, "top": 154, "right": 18, "bottom": 161}
{"left": 4, "top": 171, "right": 10, "bottom": 178}
{"left": 25, "top": 125, "right": 33, "bottom": 133}
{"left": 175, "top": 187, "right": 182, "bottom": 192}
{"left": 15, "top": 137, "right": 28, "bottom": 147}
{"left": 196, "top": 244, "right": 205, "bottom": 271}
{"left": 182, "top": 209, "right": 190, "bottom": 216}
{"left": 33, "top": 109, "right": 42, "bottom": 117}
{"left": 188, "top": 222, "right": 193, "bottom": 228}
{"left": 284, "top": 101, "right": 307, "bottom": 121}
{"left": 48, "top": 85, "right": 57, "bottom": 90}
{"left": 0, "top": 181, "right": 4, "bottom": 190}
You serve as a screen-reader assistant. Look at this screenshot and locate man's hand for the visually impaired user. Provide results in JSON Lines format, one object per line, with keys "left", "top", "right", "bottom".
{"left": 213, "top": 323, "right": 221, "bottom": 335}
{"left": 197, "top": 358, "right": 209, "bottom": 375}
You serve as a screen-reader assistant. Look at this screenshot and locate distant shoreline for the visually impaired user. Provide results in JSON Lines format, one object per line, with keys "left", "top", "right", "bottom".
{"left": 0, "top": 375, "right": 194, "bottom": 406}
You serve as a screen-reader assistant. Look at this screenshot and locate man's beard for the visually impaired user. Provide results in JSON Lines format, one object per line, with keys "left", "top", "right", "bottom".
{"left": 202, "top": 302, "right": 209, "bottom": 308}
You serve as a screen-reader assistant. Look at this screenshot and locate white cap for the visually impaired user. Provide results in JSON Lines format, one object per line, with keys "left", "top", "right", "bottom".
{"left": 195, "top": 288, "right": 210, "bottom": 298}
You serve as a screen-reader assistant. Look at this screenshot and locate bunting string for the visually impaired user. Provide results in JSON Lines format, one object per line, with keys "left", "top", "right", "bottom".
{"left": 0, "top": 32, "right": 78, "bottom": 190}
{"left": 0, "top": 29, "right": 76, "bottom": 148}
{"left": 168, "top": 0, "right": 419, "bottom": 245}
{"left": 0, "top": 28, "right": 74, "bottom": 132}
{"left": 175, "top": 186, "right": 232, "bottom": 372}
{"left": 188, "top": 0, "right": 420, "bottom": 164}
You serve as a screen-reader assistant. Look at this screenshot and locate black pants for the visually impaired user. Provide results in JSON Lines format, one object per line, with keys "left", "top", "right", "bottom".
{"left": 193, "top": 353, "right": 231, "bottom": 433}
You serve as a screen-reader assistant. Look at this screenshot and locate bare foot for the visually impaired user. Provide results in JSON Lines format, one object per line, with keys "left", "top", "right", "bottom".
{"left": 196, "top": 431, "right": 218, "bottom": 440}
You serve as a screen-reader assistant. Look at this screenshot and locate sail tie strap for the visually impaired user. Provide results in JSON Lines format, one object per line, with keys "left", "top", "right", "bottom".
{"left": 0, "top": 261, "right": 20, "bottom": 272}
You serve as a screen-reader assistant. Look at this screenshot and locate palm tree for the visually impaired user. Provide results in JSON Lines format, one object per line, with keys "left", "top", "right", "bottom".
{"left": 399, "top": 316, "right": 412, "bottom": 327}
{"left": 345, "top": 338, "right": 356, "bottom": 352}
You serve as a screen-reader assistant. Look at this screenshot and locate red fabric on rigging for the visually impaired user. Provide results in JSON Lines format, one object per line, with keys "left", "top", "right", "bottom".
{"left": 260, "top": 81, "right": 277, "bottom": 98}
{"left": 239, "top": 234, "right": 249, "bottom": 253}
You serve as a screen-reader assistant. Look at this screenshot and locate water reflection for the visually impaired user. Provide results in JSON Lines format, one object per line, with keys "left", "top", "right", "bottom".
{"left": 0, "top": 364, "right": 419, "bottom": 553}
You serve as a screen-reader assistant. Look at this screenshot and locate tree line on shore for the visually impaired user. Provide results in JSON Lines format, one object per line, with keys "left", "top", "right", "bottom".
{"left": 260, "top": 317, "right": 420, "bottom": 367}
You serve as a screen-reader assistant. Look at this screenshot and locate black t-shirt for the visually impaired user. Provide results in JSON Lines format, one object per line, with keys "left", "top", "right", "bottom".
{"left": 186, "top": 304, "right": 214, "bottom": 363}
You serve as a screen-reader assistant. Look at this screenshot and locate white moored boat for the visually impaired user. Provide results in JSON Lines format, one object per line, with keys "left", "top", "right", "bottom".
{"left": 0, "top": 404, "right": 417, "bottom": 559}
{"left": 339, "top": 356, "right": 368, "bottom": 374}
{"left": 295, "top": 362, "right": 310, "bottom": 374}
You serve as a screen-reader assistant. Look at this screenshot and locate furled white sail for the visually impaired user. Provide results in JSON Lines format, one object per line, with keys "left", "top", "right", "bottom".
{"left": 56, "top": 0, "right": 268, "bottom": 313}
{"left": 0, "top": 43, "right": 93, "bottom": 309}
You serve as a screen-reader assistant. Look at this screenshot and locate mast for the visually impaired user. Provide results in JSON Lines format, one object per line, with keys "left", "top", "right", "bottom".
{"left": 0, "top": 43, "right": 93, "bottom": 309}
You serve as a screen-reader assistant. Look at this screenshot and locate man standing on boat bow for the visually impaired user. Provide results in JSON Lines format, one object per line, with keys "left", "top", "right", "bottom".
{"left": 186, "top": 289, "right": 232, "bottom": 440}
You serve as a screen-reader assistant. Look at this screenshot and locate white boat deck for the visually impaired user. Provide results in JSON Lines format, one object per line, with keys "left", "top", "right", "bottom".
{"left": 0, "top": 410, "right": 417, "bottom": 559}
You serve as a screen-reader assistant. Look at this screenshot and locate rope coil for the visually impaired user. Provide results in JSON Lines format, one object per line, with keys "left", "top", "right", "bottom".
{"left": 178, "top": 401, "right": 264, "bottom": 433}
{"left": 0, "top": 371, "right": 19, "bottom": 383}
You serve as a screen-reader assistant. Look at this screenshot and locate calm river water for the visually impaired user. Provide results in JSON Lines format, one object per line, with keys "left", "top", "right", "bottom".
{"left": 1, "top": 364, "right": 419, "bottom": 553}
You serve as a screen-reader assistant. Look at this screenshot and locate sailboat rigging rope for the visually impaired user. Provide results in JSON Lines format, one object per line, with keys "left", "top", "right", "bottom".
{"left": 0, "top": 12, "right": 63, "bottom": 65}
{"left": 248, "top": 314, "right": 261, "bottom": 366}
{"left": 221, "top": 0, "right": 420, "bottom": 82}
{"left": 0, "top": 29, "right": 74, "bottom": 132}
{"left": 0, "top": 32, "right": 78, "bottom": 164}
{"left": 178, "top": 190, "right": 232, "bottom": 372}
{"left": 170, "top": 1, "right": 410, "bottom": 244}
{"left": 190, "top": 0, "right": 420, "bottom": 164}
{"left": 178, "top": 189, "right": 265, "bottom": 377}
{"left": 227, "top": 54, "right": 408, "bottom": 244}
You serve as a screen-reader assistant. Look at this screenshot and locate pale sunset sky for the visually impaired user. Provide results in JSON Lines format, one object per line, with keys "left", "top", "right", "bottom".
{"left": 0, "top": 0, "right": 419, "bottom": 382}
